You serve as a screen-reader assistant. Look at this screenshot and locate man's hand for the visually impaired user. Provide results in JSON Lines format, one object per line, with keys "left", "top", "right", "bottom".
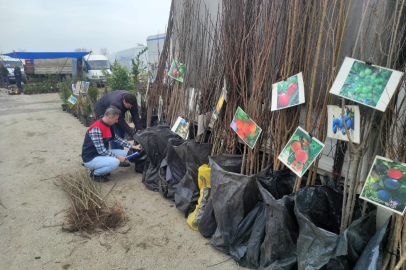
{"left": 116, "top": 155, "right": 126, "bottom": 162}
{"left": 131, "top": 144, "right": 142, "bottom": 151}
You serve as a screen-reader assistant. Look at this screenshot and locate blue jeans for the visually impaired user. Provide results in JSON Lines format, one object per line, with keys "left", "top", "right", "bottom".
{"left": 110, "top": 124, "right": 125, "bottom": 150}
{"left": 83, "top": 149, "right": 127, "bottom": 176}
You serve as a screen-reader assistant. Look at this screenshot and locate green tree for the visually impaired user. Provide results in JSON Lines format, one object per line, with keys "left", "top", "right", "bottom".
{"left": 131, "top": 48, "right": 150, "bottom": 95}
{"left": 106, "top": 61, "right": 134, "bottom": 92}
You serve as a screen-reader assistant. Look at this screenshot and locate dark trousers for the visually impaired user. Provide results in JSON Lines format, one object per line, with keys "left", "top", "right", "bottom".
{"left": 16, "top": 76, "right": 22, "bottom": 89}
{"left": 0, "top": 75, "right": 8, "bottom": 86}
{"left": 110, "top": 124, "right": 125, "bottom": 150}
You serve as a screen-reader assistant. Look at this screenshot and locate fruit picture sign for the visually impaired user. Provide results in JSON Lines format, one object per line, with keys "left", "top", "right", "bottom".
{"left": 329, "top": 57, "right": 404, "bottom": 112}
{"left": 230, "top": 107, "right": 262, "bottom": 149}
{"left": 75, "top": 81, "right": 90, "bottom": 94}
{"left": 327, "top": 105, "right": 360, "bottom": 143}
{"left": 271, "top": 72, "right": 305, "bottom": 111}
{"left": 171, "top": 117, "right": 189, "bottom": 139}
{"left": 360, "top": 156, "right": 406, "bottom": 215}
{"left": 278, "top": 127, "right": 325, "bottom": 178}
{"left": 168, "top": 60, "right": 185, "bottom": 82}
{"left": 68, "top": 95, "right": 77, "bottom": 105}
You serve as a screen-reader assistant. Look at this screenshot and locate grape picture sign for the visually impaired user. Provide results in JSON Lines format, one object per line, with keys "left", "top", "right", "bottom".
{"left": 171, "top": 117, "right": 189, "bottom": 139}
{"left": 168, "top": 60, "right": 185, "bottom": 82}
{"left": 327, "top": 105, "right": 360, "bottom": 143}
{"left": 360, "top": 156, "right": 406, "bottom": 215}
{"left": 271, "top": 72, "right": 305, "bottom": 111}
{"left": 230, "top": 107, "right": 262, "bottom": 149}
{"left": 329, "top": 57, "right": 404, "bottom": 112}
{"left": 278, "top": 127, "right": 325, "bottom": 178}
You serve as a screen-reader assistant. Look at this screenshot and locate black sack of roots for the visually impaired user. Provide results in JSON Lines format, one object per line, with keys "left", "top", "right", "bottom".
{"left": 134, "top": 125, "right": 182, "bottom": 192}
{"left": 209, "top": 154, "right": 270, "bottom": 255}
{"left": 173, "top": 141, "right": 212, "bottom": 217}
{"left": 198, "top": 198, "right": 217, "bottom": 238}
{"left": 295, "top": 186, "right": 373, "bottom": 270}
{"left": 353, "top": 217, "right": 390, "bottom": 270}
{"left": 162, "top": 138, "right": 186, "bottom": 199}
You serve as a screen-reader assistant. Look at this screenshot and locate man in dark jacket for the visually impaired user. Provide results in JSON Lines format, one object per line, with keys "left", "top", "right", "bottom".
{"left": 94, "top": 90, "right": 143, "bottom": 166}
{"left": 13, "top": 65, "right": 22, "bottom": 90}
{"left": 0, "top": 65, "right": 9, "bottom": 86}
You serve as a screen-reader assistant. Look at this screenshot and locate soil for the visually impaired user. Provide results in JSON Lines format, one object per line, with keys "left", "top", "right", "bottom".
{"left": 0, "top": 92, "right": 240, "bottom": 270}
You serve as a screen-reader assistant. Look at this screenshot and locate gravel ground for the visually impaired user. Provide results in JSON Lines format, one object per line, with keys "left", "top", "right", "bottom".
{"left": 0, "top": 92, "right": 240, "bottom": 270}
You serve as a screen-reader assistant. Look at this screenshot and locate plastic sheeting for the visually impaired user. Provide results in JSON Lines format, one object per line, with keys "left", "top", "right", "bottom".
{"left": 353, "top": 217, "right": 390, "bottom": 270}
{"left": 295, "top": 186, "right": 372, "bottom": 270}
{"left": 197, "top": 155, "right": 243, "bottom": 239}
{"left": 3, "top": 51, "right": 90, "bottom": 59}
{"left": 162, "top": 138, "right": 186, "bottom": 199}
{"left": 226, "top": 169, "right": 298, "bottom": 269}
{"left": 229, "top": 202, "right": 266, "bottom": 269}
{"left": 257, "top": 175, "right": 298, "bottom": 270}
{"left": 198, "top": 198, "right": 217, "bottom": 238}
{"left": 173, "top": 142, "right": 212, "bottom": 217}
{"left": 134, "top": 126, "right": 181, "bottom": 192}
{"left": 209, "top": 154, "right": 270, "bottom": 254}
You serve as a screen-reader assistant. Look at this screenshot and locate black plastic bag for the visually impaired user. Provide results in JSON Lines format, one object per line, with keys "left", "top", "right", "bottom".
{"left": 229, "top": 202, "right": 263, "bottom": 261}
{"left": 295, "top": 186, "right": 372, "bottom": 270}
{"left": 162, "top": 138, "right": 186, "bottom": 199}
{"left": 135, "top": 153, "right": 148, "bottom": 173}
{"left": 197, "top": 154, "right": 245, "bottom": 239}
{"left": 198, "top": 198, "right": 217, "bottom": 238}
{"left": 227, "top": 169, "right": 297, "bottom": 269}
{"left": 134, "top": 125, "right": 181, "bottom": 192}
{"left": 229, "top": 202, "right": 266, "bottom": 269}
{"left": 353, "top": 217, "right": 390, "bottom": 270}
{"left": 257, "top": 175, "right": 298, "bottom": 270}
{"left": 264, "top": 168, "right": 297, "bottom": 200}
{"left": 127, "top": 146, "right": 148, "bottom": 174}
{"left": 209, "top": 154, "right": 270, "bottom": 254}
{"left": 173, "top": 141, "right": 212, "bottom": 217}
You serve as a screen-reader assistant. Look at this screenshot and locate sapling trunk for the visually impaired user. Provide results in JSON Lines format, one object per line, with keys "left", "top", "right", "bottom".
{"left": 340, "top": 152, "right": 360, "bottom": 233}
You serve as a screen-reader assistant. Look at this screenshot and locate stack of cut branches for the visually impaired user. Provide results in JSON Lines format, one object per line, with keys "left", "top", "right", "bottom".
{"left": 60, "top": 171, "right": 124, "bottom": 234}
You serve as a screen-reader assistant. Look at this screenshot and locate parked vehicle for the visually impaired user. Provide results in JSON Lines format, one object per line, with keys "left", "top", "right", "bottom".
{"left": 72, "top": 54, "right": 112, "bottom": 84}
{"left": 25, "top": 58, "right": 72, "bottom": 79}
{"left": 0, "top": 56, "right": 27, "bottom": 83}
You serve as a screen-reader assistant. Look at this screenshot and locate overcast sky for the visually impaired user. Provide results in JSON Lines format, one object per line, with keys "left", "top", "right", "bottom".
{"left": 0, "top": 0, "right": 171, "bottom": 55}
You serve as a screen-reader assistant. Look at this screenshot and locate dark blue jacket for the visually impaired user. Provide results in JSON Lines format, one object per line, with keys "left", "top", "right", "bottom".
{"left": 94, "top": 90, "right": 142, "bottom": 137}
{"left": 14, "top": 67, "right": 22, "bottom": 78}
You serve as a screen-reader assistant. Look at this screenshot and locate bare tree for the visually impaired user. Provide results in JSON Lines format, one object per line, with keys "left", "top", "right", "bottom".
{"left": 100, "top": 47, "right": 109, "bottom": 55}
{"left": 74, "top": 48, "right": 91, "bottom": 52}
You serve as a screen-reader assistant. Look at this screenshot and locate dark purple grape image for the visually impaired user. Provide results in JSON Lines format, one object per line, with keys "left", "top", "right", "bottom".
{"left": 331, "top": 107, "right": 355, "bottom": 138}
{"left": 384, "top": 178, "right": 401, "bottom": 190}
{"left": 377, "top": 189, "right": 392, "bottom": 202}
{"left": 375, "top": 163, "right": 388, "bottom": 174}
